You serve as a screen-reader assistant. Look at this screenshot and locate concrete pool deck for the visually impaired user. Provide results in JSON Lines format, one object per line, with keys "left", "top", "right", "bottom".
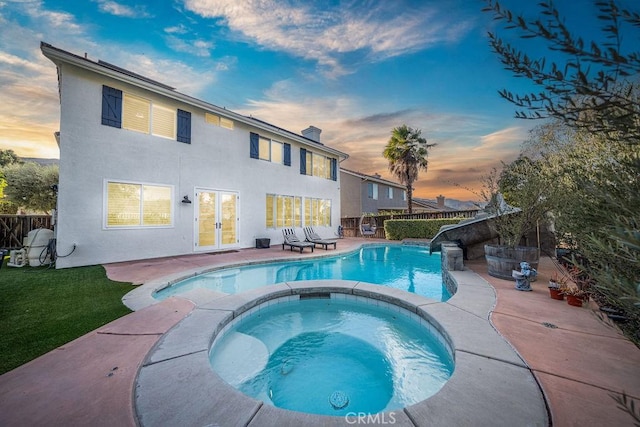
{"left": 0, "top": 237, "right": 639, "bottom": 426}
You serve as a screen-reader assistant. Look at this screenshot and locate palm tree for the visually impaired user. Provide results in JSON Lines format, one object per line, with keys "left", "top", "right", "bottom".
{"left": 383, "top": 125, "right": 435, "bottom": 213}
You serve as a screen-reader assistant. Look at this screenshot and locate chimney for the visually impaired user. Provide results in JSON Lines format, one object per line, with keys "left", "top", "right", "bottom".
{"left": 302, "top": 126, "right": 322, "bottom": 143}
{"left": 436, "top": 195, "right": 445, "bottom": 208}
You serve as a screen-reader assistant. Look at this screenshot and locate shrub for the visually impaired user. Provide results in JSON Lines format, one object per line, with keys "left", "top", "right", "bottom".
{"left": 384, "top": 218, "right": 462, "bottom": 240}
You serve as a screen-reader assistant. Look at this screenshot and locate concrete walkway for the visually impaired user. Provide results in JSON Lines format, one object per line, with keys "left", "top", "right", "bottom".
{"left": 0, "top": 238, "right": 638, "bottom": 426}
{"left": 466, "top": 257, "right": 640, "bottom": 427}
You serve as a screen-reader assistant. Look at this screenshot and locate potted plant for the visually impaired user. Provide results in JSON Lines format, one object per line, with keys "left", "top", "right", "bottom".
{"left": 548, "top": 273, "right": 568, "bottom": 300}
{"left": 562, "top": 286, "right": 588, "bottom": 307}
{"left": 482, "top": 158, "right": 554, "bottom": 280}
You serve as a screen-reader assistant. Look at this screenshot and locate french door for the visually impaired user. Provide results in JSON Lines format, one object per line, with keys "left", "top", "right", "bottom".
{"left": 194, "top": 188, "right": 239, "bottom": 251}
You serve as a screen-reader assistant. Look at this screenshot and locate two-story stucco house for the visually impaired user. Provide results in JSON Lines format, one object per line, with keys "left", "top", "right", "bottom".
{"left": 339, "top": 169, "right": 407, "bottom": 217}
{"left": 41, "top": 43, "right": 347, "bottom": 268}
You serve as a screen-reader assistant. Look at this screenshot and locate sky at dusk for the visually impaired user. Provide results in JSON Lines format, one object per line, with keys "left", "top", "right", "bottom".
{"left": 0, "top": 0, "right": 616, "bottom": 200}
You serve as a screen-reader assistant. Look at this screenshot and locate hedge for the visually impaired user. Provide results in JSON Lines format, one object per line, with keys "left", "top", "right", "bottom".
{"left": 384, "top": 218, "right": 463, "bottom": 240}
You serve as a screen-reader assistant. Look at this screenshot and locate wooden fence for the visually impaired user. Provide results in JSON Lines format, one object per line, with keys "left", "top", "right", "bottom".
{"left": 0, "top": 215, "right": 53, "bottom": 249}
{"left": 340, "top": 209, "right": 480, "bottom": 239}
{"left": 0, "top": 210, "right": 481, "bottom": 248}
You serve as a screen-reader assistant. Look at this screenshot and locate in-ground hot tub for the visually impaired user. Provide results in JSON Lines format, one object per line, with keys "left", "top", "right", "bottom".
{"left": 209, "top": 292, "right": 454, "bottom": 416}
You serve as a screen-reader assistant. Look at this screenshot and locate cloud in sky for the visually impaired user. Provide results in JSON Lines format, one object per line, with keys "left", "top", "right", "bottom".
{"left": 182, "top": 0, "right": 474, "bottom": 76}
{"left": 236, "top": 78, "right": 525, "bottom": 200}
{"left": 94, "top": 0, "right": 151, "bottom": 19}
{"left": 0, "top": 0, "right": 220, "bottom": 158}
{"left": 0, "top": 0, "right": 537, "bottom": 201}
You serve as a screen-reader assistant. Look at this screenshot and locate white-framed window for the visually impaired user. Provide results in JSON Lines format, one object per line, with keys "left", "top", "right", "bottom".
{"left": 121, "top": 93, "right": 177, "bottom": 140}
{"left": 102, "top": 85, "right": 191, "bottom": 143}
{"left": 104, "top": 180, "right": 173, "bottom": 228}
{"left": 402, "top": 190, "right": 407, "bottom": 201}
{"left": 304, "top": 197, "right": 331, "bottom": 227}
{"left": 152, "top": 104, "right": 176, "bottom": 139}
{"left": 205, "top": 112, "right": 234, "bottom": 130}
{"left": 388, "top": 187, "right": 393, "bottom": 199}
{"left": 122, "top": 93, "right": 151, "bottom": 134}
{"left": 266, "top": 194, "right": 302, "bottom": 228}
{"left": 258, "top": 137, "right": 284, "bottom": 163}
{"left": 368, "top": 183, "right": 378, "bottom": 200}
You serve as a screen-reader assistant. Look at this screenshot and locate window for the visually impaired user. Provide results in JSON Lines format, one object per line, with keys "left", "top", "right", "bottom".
{"left": 368, "top": 183, "right": 378, "bottom": 200}
{"left": 305, "top": 197, "right": 331, "bottom": 226}
{"left": 266, "top": 194, "right": 302, "bottom": 228}
{"left": 105, "top": 181, "right": 173, "bottom": 228}
{"left": 220, "top": 117, "right": 234, "bottom": 130}
{"left": 250, "top": 133, "right": 291, "bottom": 166}
{"left": 388, "top": 187, "right": 393, "bottom": 199}
{"left": 402, "top": 190, "right": 407, "bottom": 201}
{"left": 122, "top": 93, "right": 150, "bottom": 134}
{"left": 152, "top": 104, "right": 176, "bottom": 139}
{"left": 101, "top": 85, "right": 190, "bottom": 143}
{"left": 206, "top": 112, "right": 234, "bottom": 130}
{"left": 300, "top": 149, "right": 337, "bottom": 181}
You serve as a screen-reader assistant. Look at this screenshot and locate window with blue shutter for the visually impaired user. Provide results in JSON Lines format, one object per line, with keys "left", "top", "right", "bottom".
{"left": 300, "top": 148, "right": 307, "bottom": 175}
{"left": 102, "top": 85, "right": 122, "bottom": 128}
{"left": 330, "top": 158, "right": 337, "bottom": 181}
{"left": 177, "top": 109, "right": 191, "bottom": 143}
{"left": 250, "top": 132, "right": 259, "bottom": 159}
{"left": 283, "top": 143, "right": 291, "bottom": 166}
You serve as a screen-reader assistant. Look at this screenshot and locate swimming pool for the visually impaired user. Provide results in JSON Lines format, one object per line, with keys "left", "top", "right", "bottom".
{"left": 154, "top": 244, "right": 450, "bottom": 301}
{"left": 209, "top": 294, "right": 454, "bottom": 416}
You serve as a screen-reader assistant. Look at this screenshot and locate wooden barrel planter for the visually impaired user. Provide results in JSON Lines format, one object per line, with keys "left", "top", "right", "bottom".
{"left": 484, "top": 245, "right": 539, "bottom": 281}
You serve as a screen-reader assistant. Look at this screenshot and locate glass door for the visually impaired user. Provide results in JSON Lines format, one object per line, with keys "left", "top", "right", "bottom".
{"left": 220, "top": 192, "right": 238, "bottom": 248}
{"left": 195, "top": 188, "right": 239, "bottom": 251}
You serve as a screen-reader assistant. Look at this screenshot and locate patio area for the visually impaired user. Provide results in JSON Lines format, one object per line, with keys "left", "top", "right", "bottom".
{"left": 0, "top": 237, "right": 638, "bottom": 426}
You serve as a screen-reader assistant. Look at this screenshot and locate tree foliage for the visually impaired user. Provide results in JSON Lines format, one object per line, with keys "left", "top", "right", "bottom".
{"left": 483, "top": 1, "right": 640, "bottom": 351}
{"left": 382, "top": 125, "right": 435, "bottom": 213}
{"left": 0, "top": 149, "right": 22, "bottom": 167}
{"left": 2, "top": 162, "right": 58, "bottom": 214}
{"left": 524, "top": 122, "right": 639, "bottom": 313}
{"left": 483, "top": 0, "right": 640, "bottom": 143}
{"left": 0, "top": 149, "right": 23, "bottom": 213}
{"left": 481, "top": 155, "right": 554, "bottom": 248}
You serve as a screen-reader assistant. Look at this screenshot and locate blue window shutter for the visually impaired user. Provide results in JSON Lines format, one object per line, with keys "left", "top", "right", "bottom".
{"left": 101, "top": 85, "right": 122, "bottom": 128}
{"left": 331, "top": 158, "right": 337, "bottom": 181}
{"left": 177, "top": 109, "right": 191, "bottom": 144}
{"left": 300, "top": 148, "right": 307, "bottom": 175}
{"left": 283, "top": 143, "right": 291, "bottom": 166}
{"left": 250, "top": 132, "right": 259, "bottom": 159}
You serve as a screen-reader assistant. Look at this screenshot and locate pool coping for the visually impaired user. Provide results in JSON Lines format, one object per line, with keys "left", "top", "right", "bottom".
{"left": 134, "top": 275, "right": 548, "bottom": 426}
{"left": 121, "top": 242, "right": 414, "bottom": 311}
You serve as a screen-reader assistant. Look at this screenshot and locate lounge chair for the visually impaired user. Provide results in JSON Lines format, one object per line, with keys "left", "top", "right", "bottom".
{"left": 303, "top": 227, "right": 337, "bottom": 250}
{"left": 282, "top": 229, "right": 315, "bottom": 253}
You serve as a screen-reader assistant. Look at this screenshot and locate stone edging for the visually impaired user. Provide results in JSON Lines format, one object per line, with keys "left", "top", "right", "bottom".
{"left": 134, "top": 278, "right": 547, "bottom": 426}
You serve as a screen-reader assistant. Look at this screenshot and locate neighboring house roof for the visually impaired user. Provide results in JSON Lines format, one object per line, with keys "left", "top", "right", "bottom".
{"left": 340, "top": 168, "right": 405, "bottom": 189}
{"left": 40, "top": 42, "right": 348, "bottom": 160}
{"left": 411, "top": 197, "right": 456, "bottom": 212}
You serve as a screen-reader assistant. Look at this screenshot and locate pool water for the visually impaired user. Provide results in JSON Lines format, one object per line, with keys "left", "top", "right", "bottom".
{"left": 209, "top": 297, "right": 454, "bottom": 416}
{"left": 154, "top": 244, "right": 449, "bottom": 301}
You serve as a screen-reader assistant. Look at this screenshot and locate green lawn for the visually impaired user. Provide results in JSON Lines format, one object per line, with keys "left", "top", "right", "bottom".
{"left": 0, "top": 259, "right": 135, "bottom": 374}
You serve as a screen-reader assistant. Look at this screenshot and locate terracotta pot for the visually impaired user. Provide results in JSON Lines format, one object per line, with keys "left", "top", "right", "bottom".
{"left": 566, "top": 294, "right": 584, "bottom": 307}
{"left": 549, "top": 287, "right": 564, "bottom": 300}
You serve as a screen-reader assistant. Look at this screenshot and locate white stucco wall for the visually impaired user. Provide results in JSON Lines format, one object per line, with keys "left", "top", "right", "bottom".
{"left": 54, "top": 63, "right": 341, "bottom": 268}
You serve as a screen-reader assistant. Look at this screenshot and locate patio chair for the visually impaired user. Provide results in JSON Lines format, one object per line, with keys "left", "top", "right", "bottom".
{"left": 359, "top": 215, "right": 377, "bottom": 237}
{"left": 303, "top": 227, "right": 337, "bottom": 250}
{"left": 282, "top": 228, "right": 315, "bottom": 253}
